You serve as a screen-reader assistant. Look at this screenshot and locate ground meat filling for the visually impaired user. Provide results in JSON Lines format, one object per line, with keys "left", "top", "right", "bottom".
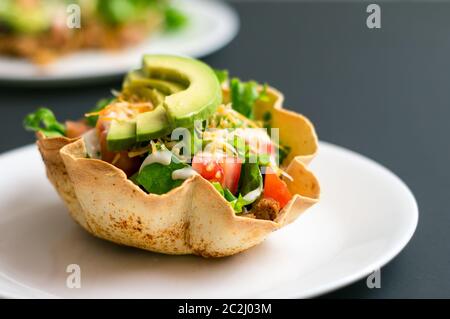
{"left": 249, "top": 198, "right": 281, "bottom": 221}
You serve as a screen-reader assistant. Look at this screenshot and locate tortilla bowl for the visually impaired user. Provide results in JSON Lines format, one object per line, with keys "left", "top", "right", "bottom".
{"left": 36, "top": 87, "right": 321, "bottom": 257}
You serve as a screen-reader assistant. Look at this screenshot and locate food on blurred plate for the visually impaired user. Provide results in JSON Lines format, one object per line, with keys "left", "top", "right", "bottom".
{"left": 24, "top": 55, "right": 320, "bottom": 257}
{"left": 0, "top": 0, "right": 187, "bottom": 64}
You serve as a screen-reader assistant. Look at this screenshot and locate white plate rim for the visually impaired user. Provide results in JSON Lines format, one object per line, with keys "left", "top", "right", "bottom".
{"left": 0, "top": 141, "right": 419, "bottom": 299}
{"left": 287, "top": 141, "right": 419, "bottom": 298}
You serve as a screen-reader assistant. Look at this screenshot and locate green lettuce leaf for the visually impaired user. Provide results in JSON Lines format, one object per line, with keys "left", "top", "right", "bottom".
{"left": 211, "top": 182, "right": 250, "bottom": 214}
{"left": 230, "top": 78, "right": 268, "bottom": 119}
{"left": 238, "top": 163, "right": 263, "bottom": 200}
{"left": 214, "top": 69, "right": 229, "bottom": 84}
{"left": 23, "top": 108, "right": 66, "bottom": 137}
{"left": 136, "top": 161, "right": 186, "bottom": 195}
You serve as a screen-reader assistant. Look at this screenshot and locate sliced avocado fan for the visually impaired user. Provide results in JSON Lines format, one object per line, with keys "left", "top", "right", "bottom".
{"left": 107, "top": 55, "right": 222, "bottom": 151}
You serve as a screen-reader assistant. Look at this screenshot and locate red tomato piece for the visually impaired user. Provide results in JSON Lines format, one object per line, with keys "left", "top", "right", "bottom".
{"left": 192, "top": 153, "right": 225, "bottom": 184}
{"left": 263, "top": 169, "right": 293, "bottom": 208}
{"left": 192, "top": 152, "right": 242, "bottom": 194}
{"left": 97, "top": 120, "right": 140, "bottom": 177}
{"left": 65, "top": 120, "right": 91, "bottom": 139}
{"left": 221, "top": 156, "right": 242, "bottom": 194}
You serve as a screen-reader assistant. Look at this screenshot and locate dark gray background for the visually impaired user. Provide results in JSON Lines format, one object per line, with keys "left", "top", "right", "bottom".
{"left": 0, "top": 1, "right": 449, "bottom": 298}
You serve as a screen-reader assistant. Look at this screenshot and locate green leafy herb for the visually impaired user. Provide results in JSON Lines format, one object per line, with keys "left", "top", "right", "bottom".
{"left": 230, "top": 78, "right": 267, "bottom": 119}
{"left": 277, "top": 144, "right": 291, "bottom": 165}
{"left": 85, "top": 97, "right": 113, "bottom": 127}
{"left": 164, "top": 6, "right": 187, "bottom": 32}
{"left": 232, "top": 195, "right": 249, "bottom": 213}
{"left": 214, "top": 69, "right": 229, "bottom": 84}
{"left": 136, "top": 161, "right": 187, "bottom": 195}
{"left": 238, "top": 163, "right": 263, "bottom": 203}
{"left": 23, "top": 107, "right": 66, "bottom": 137}
{"left": 259, "top": 83, "right": 270, "bottom": 102}
{"left": 212, "top": 182, "right": 225, "bottom": 196}
{"left": 211, "top": 182, "right": 251, "bottom": 213}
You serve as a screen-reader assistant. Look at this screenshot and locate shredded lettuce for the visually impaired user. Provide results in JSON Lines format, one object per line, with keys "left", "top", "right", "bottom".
{"left": 214, "top": 69, "right": 229, "bottom": 85}
{"left": 230, "top": 79, "right": 268, "bottom": 119}
{"left": 23, "top": 107, "right": 66, "bottom": 137}
{"left": 212, "top": 182, "right": 250, "bottom": 213}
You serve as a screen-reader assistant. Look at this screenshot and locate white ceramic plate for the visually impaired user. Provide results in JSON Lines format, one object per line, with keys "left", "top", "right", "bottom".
{"left": 0, "top": 0, "right": 239, "bottom": 83}
{"left": 0, "top": 141, "right": 418, "bottom": 298}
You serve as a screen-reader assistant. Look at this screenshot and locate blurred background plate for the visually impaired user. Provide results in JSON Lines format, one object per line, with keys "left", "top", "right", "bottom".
{"left": 0, "top": 0, "right": 239, "bottom": 84}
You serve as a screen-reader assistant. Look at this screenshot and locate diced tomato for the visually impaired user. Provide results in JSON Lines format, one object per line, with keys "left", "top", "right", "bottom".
{"left": 192, "top": 152, "right": 242, "bottom": 194}
{"left": 65, "top": 120, "right": 91, "bottom": 139}
{"left": 263, "top": 168, "right": 292, "bottom": 208}
{"left": 96, "top": 119, "right": 140, "bottom": 177}
{"left": 192, "top": 153, "right": 225, "bottom": 184}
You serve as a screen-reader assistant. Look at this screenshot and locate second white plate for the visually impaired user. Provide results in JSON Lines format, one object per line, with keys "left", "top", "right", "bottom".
{"left": 0, "top": 0, "right": 239, "bottom": 83}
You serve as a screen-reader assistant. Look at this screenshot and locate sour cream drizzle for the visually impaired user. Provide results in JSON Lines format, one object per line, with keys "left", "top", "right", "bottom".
{"left": 172, "top": 167, "right": 198, "bottom": 180}
{"left": 139, "top": 149, "right": 173, "bottom": 173}
{"left": 83, "top": 129, "right": 101, "bottom": 159}
{"left": 243, "top": 187, "right": 262, "bottom": 203}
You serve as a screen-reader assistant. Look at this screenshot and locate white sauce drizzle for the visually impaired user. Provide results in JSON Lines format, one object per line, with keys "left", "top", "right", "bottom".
{"left": 139, "top": 149, "right": 173, "bottom": 173}
{"left": 243, "top": 187, "right": 262, "bottom": 203}
{"left": 172, "top": 167, "right": 199, "bottom": 180}
{"left": 83, "top": 129, "right": 101, "bottom": 159}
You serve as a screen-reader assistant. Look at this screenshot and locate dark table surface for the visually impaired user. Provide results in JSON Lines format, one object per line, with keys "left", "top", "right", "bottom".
{"left": 1, "top": 1, "right": 449, "bottom": 298}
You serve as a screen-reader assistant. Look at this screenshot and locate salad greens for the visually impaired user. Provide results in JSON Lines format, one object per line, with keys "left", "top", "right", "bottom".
{"left": 22, "top": 56, "right": 293, "bottom": 217}
{"left": 214, "top": 69, "right": 229, "bottom": 85}
{"left": 23, "top": 108, "right": 66, "bottom": 137}
{"left": 214, "top": 67, "right": 269, "bottom": 119}
{"left": 212, "top": 163, "right": 264, "bottom": 213}
{"left": 136, "top": 161, "right": 187, "bottom": 195}
{"left": 230, "top": 78, "right": 268, "bottom": 119}
{"left": 212, "top": 182, "right": 251, "bottom": 213}
{"left": 238, "top": 163, "right": 263, "bottom": 200}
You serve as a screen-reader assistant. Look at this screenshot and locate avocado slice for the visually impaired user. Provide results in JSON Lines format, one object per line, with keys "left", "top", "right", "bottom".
{"left": 143, "top": 55, "right": 222, "bottom": 128}
{"left": 124, "top": 70, "right": 185, "bottom": 95}
{"left": 122, "top": 86, "right": 165, "bottom": 106}
{"left": 106, "top": 55, "right": 222, "bottom": 151}
{"left": 136, "top": 105, "right": 171, "bottom": 142}
{"left": 147, "top": 89, "right": 165, "bottom": 106}
{"left": 107, "top": 120, "right": 136, "bottom": 152}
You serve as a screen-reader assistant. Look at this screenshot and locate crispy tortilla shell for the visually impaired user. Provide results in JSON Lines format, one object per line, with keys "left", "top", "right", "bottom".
{"left": 37, "top": 87, "right": 320, "bottom": 257}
